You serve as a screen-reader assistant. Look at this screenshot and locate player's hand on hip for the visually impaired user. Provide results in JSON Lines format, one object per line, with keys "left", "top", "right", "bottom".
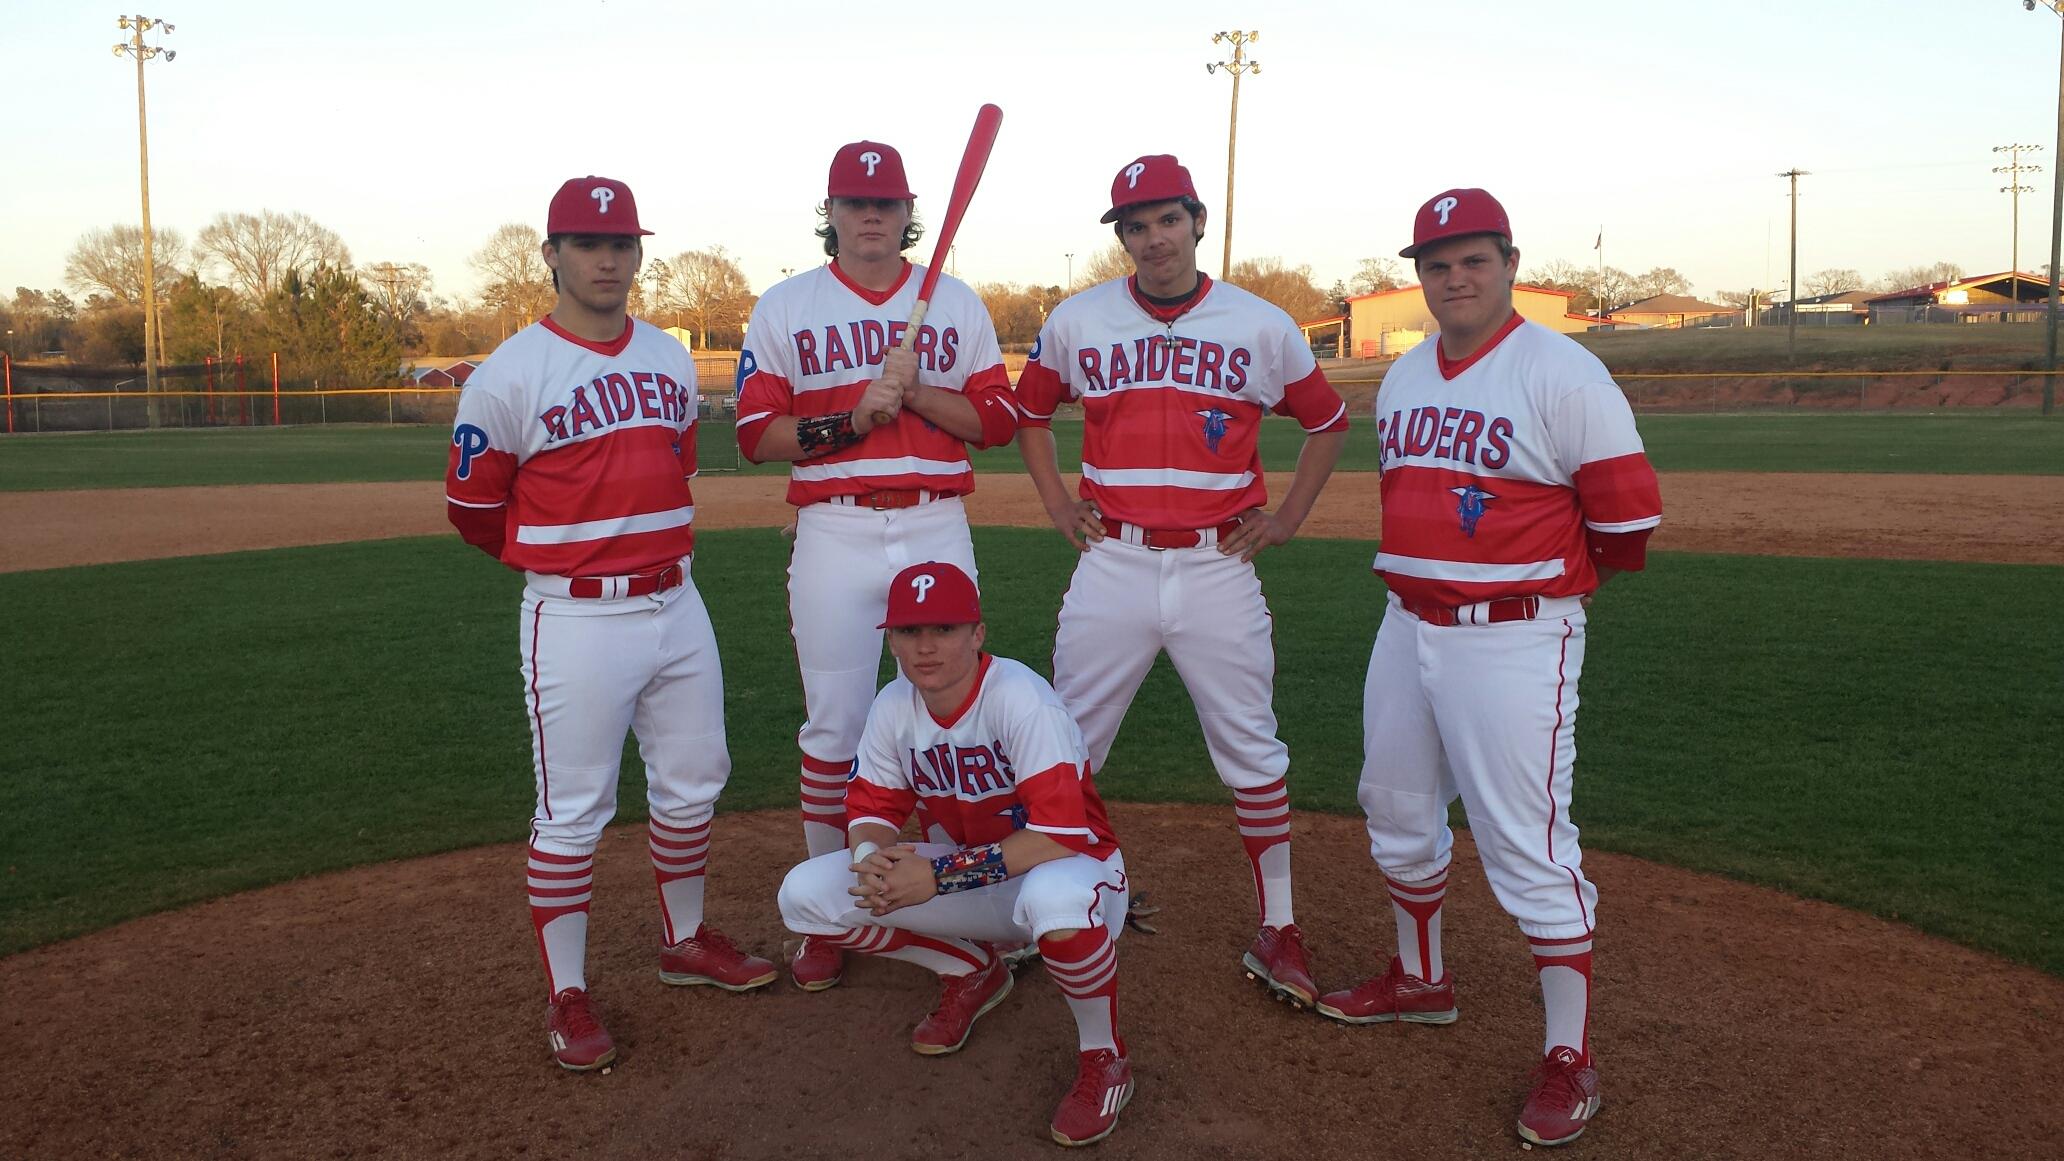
{"left": 853, "top": 377, "right": 903, "bottom": 434}
{"left": 1220, "top": 507, "right": 1290, "bottom": 562}
{"left": 1047, "top": 498, "right": 1104, "bottom": 552}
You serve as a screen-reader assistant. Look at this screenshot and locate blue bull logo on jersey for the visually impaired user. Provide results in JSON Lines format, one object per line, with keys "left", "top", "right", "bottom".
{"left": 452, "top": 423, "right": 490, "bottom": 480}
{"left": 908, "top": 739, "right": 1018, "bottom": 802}
{"left": 1196, "top": 408, "right": 1231, "bottom": 452}
{"left": 1451, "top": 483, "right": 1496, "bottom": 537}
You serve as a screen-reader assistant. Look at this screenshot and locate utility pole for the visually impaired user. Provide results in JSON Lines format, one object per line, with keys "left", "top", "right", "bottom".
{"left": 1065, "top": 251, "right": 1074, "bottom": 290}
{"left": 1206, "top": 30, "right": 1259, "bottom": 279}
{"left": 1777, "top": 168, "right": 1808, "bottom": 357}
{"left": 1994, "top": 144, "right": 2043, "bottom": 310}
{"left": 2035, "top": 0, "right": 2064, "bottom": 416}
{"left": 114, "top": 15, "right": 175, "bottom": 428}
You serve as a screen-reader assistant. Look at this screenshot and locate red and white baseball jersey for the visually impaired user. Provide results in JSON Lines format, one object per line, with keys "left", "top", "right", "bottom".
{"left": 1372, "top": 314, "right": 1662, "bottom": 607}
{"left": 445, "top": 316, "right": 700, "bottom": 577}
{"left": 846, "top": 654, "right": 1119, "bottom": 859}
{"left": 1014, "top": 275, "right": 1349, "bottom": 530}
{"left": 735, "top": 261, "right": 1016, "bottom": 505}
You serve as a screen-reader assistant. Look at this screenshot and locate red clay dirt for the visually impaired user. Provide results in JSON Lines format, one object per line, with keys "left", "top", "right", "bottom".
{"left": 5, "top": 474, "right": 2062, "bottom": 1158}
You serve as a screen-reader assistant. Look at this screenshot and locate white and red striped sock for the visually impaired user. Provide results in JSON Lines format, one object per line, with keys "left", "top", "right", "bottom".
{"left": 1530, "top": 931, "right": 1594, "bottom": 1060}
{"left": 799, "top": 754, "right": 852, "bottom": 857}
{"left": 527, "top": 845, "right": 594, "bottom": 997}
{"left": 1388, "top": 870, "right": 1448, "bottom": 981}
{"left": 821, "top": 925, "right": 993, "bottom": 977}
{"left": 1040, "top": 926, "right": 1122, "bottom": 1055}
{"left": 1234, "top": 778, "right": 1294, "bottom": 928}
{"left": 648, "top": 817, "right": 709, "bottom": 946}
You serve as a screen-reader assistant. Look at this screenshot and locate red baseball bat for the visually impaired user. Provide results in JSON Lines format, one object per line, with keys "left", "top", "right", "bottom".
{"left": 873, "top": 103, "right": 1003, "bottom": 422}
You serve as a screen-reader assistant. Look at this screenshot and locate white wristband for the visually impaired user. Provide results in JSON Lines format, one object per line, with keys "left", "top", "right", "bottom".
{"left": 851, "top": 840, "right": 880, "bottom": 864}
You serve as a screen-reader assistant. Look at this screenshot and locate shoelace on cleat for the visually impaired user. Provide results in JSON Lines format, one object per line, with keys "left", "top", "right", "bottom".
{"left": 554, "top": 992, "right": 603, "bottom": 1040}
{"left": 1068, "top": 1050, "right": 1121, "bottom": 1102}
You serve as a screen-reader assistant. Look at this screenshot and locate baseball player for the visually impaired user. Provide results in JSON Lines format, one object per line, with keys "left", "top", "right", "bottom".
{"left": 737, "top": 140, "right": 1019, "bottom": 992}
{"left": 445, "top": 176, "right": 776, "bottom": 1073}
{"left": 1013, "top": 154, "right": 1349, "bottom": 1009}
{"left": 778, "top": 561, "right": 1134, "bottom": 1147}
{"left": 1315, "top": 188, "right": 1662, "bottom": 1147}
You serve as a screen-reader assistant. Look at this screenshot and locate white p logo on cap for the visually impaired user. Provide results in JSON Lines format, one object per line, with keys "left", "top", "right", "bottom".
{"left": 1125, "top": 162, "right": 1147, "bottom": 189}
{"left": 910, "top": 574, "right": 936, "bottom": 602}
{"left": 1433, "top": 195, "right": 1458, "bottom": 226}
{"left": 591, "top": 186, "right": 615, "bottom": 214}
{"left": 861, "top": 150, "right": 882, "bottom": 177}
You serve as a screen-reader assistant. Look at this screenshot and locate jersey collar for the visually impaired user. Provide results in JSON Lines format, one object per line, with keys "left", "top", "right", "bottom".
{"left": 1127, "top": 272, "right": 1213, "bottom": 324}
{"left": 1435, "top": 310, "right": 1524, "bottom": 380}
{"left": 541, "top": 314, "right": 635, "bottom": 356}
{"left": 927, "top": 652, "right": 995, "bottom": 729}
{"left": 829, "top": 258, "right": 914, "bottom": 307}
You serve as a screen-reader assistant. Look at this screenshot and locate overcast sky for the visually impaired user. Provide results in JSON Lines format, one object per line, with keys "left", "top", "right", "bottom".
{"left": 5, "top": 0, "right": 2059, "bottom": 306}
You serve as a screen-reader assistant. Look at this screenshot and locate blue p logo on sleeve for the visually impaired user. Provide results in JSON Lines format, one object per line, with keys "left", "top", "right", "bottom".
{"left": 452, "top": 423, "right": 490, "bottom": 480}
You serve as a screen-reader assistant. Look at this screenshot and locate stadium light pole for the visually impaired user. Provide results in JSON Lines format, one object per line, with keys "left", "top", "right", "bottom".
{"left": 1065, "top": 251, "right": 1074, "bottom": 289}
{"left": 2033, "top": 0, "right": 2064, "bottom": 416}
{"left": 1994, "top": 144, "right": 2042, "bottom": 310}
{"left": 1206, "top": 30, "right": 1259, "bottom": 280}
{"left": 113, "top": 15, "right": 174, "bottom": 429}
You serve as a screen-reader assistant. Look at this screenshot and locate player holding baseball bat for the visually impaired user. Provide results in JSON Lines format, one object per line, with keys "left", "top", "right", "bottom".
{"left": 737, "top": 117, "right": 1020, "bottom": 992}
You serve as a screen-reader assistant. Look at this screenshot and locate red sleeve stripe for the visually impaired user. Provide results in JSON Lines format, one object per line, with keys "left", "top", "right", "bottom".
{"left": 791, "top": 455, "right": 968, "bottom": 482}
{"left": 1302, "top": 401, "right": 1348, "bottom": 433}
{"left": 515, "top": 505, "right": 695, "bottom": 546}
{"left": 1373, "top": 552, "right": 1565, "bottom": 583}
{"left": 1081, "top": 465, "right": 1257, "bottom": 490}
{"left": 1585, "top": 515, "right": 1662, "bottom": 533}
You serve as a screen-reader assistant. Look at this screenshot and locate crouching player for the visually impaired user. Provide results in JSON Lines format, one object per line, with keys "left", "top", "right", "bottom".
{"left": 778, "top": 561, "right": 1135, "bottom": 1147}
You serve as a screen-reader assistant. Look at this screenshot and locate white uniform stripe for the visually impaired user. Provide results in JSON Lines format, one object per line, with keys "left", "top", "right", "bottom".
{"left": 1027, "top": 823, "right": 1097, "bottom": 838}
{"left": 1080, "top": 464, "right": 1257, "bottom": 490}
{"left": 1532, "top": 938, "right": 1594, "bottom": 956}
{"left": 1044, "top": 945, "right": 1117, "bottom": 985}
{"left": 1237, "top": 821, "right": 1292, "bottom": 838}
{"left": 1374, "top": 552, "right": 1566, "bottom": 582}
{"left": 1301, "top": 401, "right": 1347, "bottom": 433}
{"left": 736, "top": 409, "right": 776, "bottom": 426}
{"left": 847, "top": 814, "right": 901, "bottom": 832}
{"left": 515, "top": 505, "right": 695, "bottom": 545}
{"left": 1234, "top": 804, "right": 1289, "bottom": 820}
{"left": 790, "top": 455, "right": 967, "bottom": 481}
{"left": 1585, "top": 515, "right": 1663, "bottom": 533}
{"left": 445, "top": 495, "right": 505, "bottom": 509}
{"left": 529, "top": 889, "right": 592, "bottom": 907}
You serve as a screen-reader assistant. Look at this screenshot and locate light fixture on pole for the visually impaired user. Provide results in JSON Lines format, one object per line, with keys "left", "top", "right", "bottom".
{"left": 1206, "top": 30, "right": 1259, "bottom": 279}
{"left": 113, "top": 14, "right": 175, "bottom": 429}
{"left": 1994, "top": 144, "right": 2043, "bottom": 310}
{"left": 2025, "top": 0, "right": 2064, "bottom": 416}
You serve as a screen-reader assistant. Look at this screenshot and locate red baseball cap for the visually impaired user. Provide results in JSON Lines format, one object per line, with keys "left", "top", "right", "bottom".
{"left": 879, "top": 561, "right": 982, "bottom": 628}
{"left": 828, "top": 141, "right": 915, "bottom": 200}
{"left": 1101, "top": 154, "right": 1199, "bottom": 223}
{"left": 546, "top": 176, "right": 654, "bottom": 236}
{"left": 1399, "top": 188, "right": 1510, "bottom": 259}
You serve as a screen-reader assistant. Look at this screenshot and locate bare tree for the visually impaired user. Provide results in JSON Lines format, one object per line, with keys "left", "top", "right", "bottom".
{"left": 1075, "top": 242, "right": 1133, "bottom": 290}
{"left": 1227, "top": 256, "right": 1331, "bottom": 323}
{"left": 1349, "top": 256, "right": 1404, "bottom": 296}
{"left": 1627, "top": 267, "right": 1693, "bottom": 301}
{"left": 973, "top": 281, "right": 1046, "bottom": 345}
{"left": 663, "top": 246, "right": 755, "bottom": 348}
{"left": 196, "top": 210, "right": 351, "bottom": 300}
{"left": 363, "top": 262, "right": 433, "bottom": 324}
{"left": 64, "top": 224, "right": 190, "bottom": 304}
{"left": 1877, "top": 262, "right": 1963, "bottom": 292}
{"left": 472, "top": 224, "right": 553, "bottom": 336}
{"left": 1802, "top": 268, "right": 1863, "bottom": 298}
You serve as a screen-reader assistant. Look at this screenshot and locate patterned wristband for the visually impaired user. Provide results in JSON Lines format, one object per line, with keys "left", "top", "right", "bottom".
{"left": 931, "top": 842, "right": 1009, "bottom": 895}
{"left": 796, "top": 412, "right": 862, "bottom": 457}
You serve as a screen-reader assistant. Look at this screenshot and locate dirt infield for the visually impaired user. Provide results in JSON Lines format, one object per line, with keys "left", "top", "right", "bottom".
{"left": 6, "top": 475, "right": 2062, "bottom": 1157}
{"left": 6, "top": 806, "right": 2060, "bottom": 1159}
{"left": 5, "top": 469, "right": 2063, "bottom": 573}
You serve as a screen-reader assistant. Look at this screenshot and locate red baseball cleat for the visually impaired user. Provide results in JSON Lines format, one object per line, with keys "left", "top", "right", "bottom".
{"left": 546, "top": 987, "right": 616, "bottom": 1072}
{"left": 1517, "top": 1045, "right": 1602, "bottom": 1147}
{"left": 790, "top": 935, "right": 845, "bottom": 992}
{"left": 1315, "top": 955, "right": 1459, "bottom": 1025}
{"left": 1049, "top": 1048, "right": 1135, "bottom": 1147}
{"left": 658, "top": 925, "right": 778, "bottom": 991}
{"left": 910, "top": 954, "right": 1014, "bottom": 1055}
{"left": 1241, "top": 924, "right": 1317, "bottom": 1009}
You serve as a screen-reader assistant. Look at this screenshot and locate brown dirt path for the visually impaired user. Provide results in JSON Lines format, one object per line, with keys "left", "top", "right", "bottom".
{"left": 4, "top": 470, "right": 2062, "bottom": 572}
{"left": 5, "top": 806, "right": 2059, "bottom": 1160}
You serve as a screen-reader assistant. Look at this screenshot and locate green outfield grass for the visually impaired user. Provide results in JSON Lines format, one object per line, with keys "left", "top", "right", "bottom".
{"left": 2, "top": 531, "right": 2059, "bottom": 975}
{"left": 0, "top": 411, "right": 2057, "bottom": 492}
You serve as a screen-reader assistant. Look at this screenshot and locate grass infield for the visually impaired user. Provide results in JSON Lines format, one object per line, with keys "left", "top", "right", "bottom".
{"left": 0, "top": 411, "right": 2056, "bottom": 492}
{"left": 2, "top": 530, "right": 2058, "bottom": 974}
